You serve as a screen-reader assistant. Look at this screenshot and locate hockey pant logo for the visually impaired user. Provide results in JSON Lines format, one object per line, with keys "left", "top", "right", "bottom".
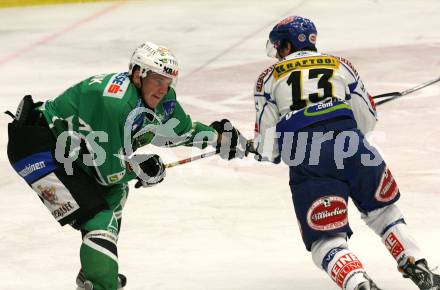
{"left": 12, "top": 151, "right": 81, "bottom": 224}
{"left": 32, "top": 173, "right": 80, "bottom": 221}
{"left": 375, "top": 167, "right": 399, "bottom": 202}
{"left": 307, "top": 196, "right": 348, "bottom": 231}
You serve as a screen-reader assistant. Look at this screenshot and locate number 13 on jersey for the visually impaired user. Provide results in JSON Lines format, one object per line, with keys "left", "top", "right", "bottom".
{"left": 273, "top": 56, "right": 342, "bottom": 111}
{"left": 287, "top": 68, "right": 335, "bottom": 110}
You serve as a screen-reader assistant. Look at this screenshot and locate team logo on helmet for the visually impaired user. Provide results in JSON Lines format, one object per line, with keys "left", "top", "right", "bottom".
{"left": 157, "top": 46, "right": 169, "bottom": 56}
{"left": 277, "top": 16, "right": 295, "bottom": 27}
{"left": 298, "top": 34, "right": 306, "bottom": 42}
{"left": 163, "top": 66, "right": 178, "bottom": 77}
{"left": 309, "top": 34, "right": 317, "bottom": 44}
{"left": 307, "top": 196, "right": 348, "bottom": 231}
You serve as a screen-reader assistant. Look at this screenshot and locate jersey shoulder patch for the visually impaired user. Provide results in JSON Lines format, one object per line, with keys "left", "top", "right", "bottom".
{"left": 162, "top": 100, "right": 177, "bottom": 121}
{"left": 102, "top": 72, "right": 131, "bottom": 99}
{"left": 155, "top": 87, "right": 178, "bottom": 122}
{"left": 255, "top": 64, "right": 275, "bottom": 93}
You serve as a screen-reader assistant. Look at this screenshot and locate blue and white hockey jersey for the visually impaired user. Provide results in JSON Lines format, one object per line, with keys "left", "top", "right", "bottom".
{"left": 253, "top": 50, "right": 377, "bottom": 163}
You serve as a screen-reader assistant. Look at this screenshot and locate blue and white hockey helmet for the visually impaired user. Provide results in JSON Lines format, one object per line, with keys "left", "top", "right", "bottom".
{"left": 266, "top": 16, "right": 317, "bottom": 58}
{"left": 129, "top": 41, "right": 179, "bottom": 88}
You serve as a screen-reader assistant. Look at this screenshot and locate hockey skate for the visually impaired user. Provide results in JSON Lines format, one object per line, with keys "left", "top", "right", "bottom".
{"left": 399, "top": 257, "right": 440, "bottom": 290}
{"left": 76, "top": 269, "right": 127, "bottom": 290}
{"left": 354, "top": 273, "right": 382, "bottom": 290}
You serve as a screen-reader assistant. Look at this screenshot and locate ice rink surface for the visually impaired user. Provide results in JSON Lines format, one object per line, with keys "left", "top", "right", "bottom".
{"left": 0, "top": 0, "right": 439, "bottom": 289}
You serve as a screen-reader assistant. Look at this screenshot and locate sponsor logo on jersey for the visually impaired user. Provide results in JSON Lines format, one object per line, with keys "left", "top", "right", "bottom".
{"left": 307, "top": 196, "right": 348, "bottom": 231}
{"left": 103, "top": 72, "right": 130, "bottom": 99}
{"left": 18, "top": 161, "right": 46, "bottom": 178}
{"left": 256, "top": 65, "right": 275, "bottom": 93}
{"left": 316, "top": 102, "right": 334, "bottom": 110}
{"left": 375, "top": 167, "right": 399, "bottom": 202}
{"left": 330, "top": 252, "right": 364, "bottom": 288}
{"left": 385, "top": 232, "right": 405, "bottom": 259}
{"left": 162, "top": 100, "right": 176, "bottom": 121}
{"left": 330, "top": 55, "right": 359, "bottom": 77}
{"left": 273, "top": 56, "right": 340, "bottom": 80}
{"left": 107, "top": 170, "right": 125, "bottom": 184}
{"left": 304, "top": 101, "right": 352, "bottom": 117}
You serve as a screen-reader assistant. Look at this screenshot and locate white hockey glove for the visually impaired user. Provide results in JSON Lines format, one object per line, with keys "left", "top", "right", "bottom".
{"left": 128, "top": 154, "right": 166, "bottom": 188}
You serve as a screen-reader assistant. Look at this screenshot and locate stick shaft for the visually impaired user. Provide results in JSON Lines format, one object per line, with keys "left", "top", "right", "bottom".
{"left": 400, "top": 75, "right": 440, "bottom": 96}
{"left": 164, "top": 150, "right": 218, "bottom": 168}
{"left": 373, "top": 76, "right": 440, "bottom": 100}
{"left": 165, "top": 139, "right": 257, "bottom": 168}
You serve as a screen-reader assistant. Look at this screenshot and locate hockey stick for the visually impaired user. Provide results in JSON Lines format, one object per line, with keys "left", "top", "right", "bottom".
{"left": 164, "top": 140, "right": 256, "bottom": 168}
{"left": 165, "top": 150, "right": 219, "bottom": 168}
{"left": 373, "top": 76, "right": 440, "bottom": 106}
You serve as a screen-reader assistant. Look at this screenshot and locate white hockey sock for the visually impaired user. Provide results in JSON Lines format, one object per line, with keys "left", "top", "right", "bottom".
{"left": 327, "top": 249, "right": 368, "bottom": 290}
{"left": 381, "top": 223, "right": 423, "bottom": 266}
{"left": 312, "top": 235, "right": 368, "bottom": 290}
{"left": 362, "top": 204, "right": 423, "bottom": 266}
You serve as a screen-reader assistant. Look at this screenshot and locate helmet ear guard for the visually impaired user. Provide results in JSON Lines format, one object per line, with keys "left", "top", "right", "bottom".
{"left": 129, "top": 41, "right": 179, "bottom": 87}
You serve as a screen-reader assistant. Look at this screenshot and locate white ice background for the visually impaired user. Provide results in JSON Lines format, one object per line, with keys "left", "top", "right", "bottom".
{"left": 0, "top": 0, "right": 439, "bottom": 289}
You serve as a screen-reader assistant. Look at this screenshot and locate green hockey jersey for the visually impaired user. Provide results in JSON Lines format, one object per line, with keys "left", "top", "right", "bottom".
{"left": 39, "top": 72, "right": 217, "bottom": 186}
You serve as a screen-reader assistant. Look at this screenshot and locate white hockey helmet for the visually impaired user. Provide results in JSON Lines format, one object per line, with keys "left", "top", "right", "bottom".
{"left": 128, "top": 41, "right": 179, "bottom": 87}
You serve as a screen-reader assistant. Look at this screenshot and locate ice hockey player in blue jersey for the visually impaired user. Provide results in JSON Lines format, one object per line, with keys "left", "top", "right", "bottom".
{"left": 210, "top": 16, "right": 440, "bottom": 290}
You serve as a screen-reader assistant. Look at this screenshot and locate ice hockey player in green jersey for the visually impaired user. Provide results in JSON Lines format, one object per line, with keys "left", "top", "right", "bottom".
{"left": 6, "top": 41, "right": 230, "bottom": 290}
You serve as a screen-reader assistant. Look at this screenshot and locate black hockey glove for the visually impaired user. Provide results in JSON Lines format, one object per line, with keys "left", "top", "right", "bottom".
{"left": 5, "top": 95, "right": 44, "bottom": 125}
{"left": 210, "top": 119, "right": 247, "bottom": 160}
{"left": 128, "top": 154, "right": 166, "bottom": 188}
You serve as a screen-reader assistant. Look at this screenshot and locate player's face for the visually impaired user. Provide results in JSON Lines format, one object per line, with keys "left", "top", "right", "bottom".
{"left": 141, "top": 73, "right": 172, "bottom": 108}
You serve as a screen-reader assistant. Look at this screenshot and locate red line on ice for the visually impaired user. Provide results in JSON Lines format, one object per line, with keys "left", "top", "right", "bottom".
{"left": 0, "top": 1, "right": 125, "bottom": 67}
